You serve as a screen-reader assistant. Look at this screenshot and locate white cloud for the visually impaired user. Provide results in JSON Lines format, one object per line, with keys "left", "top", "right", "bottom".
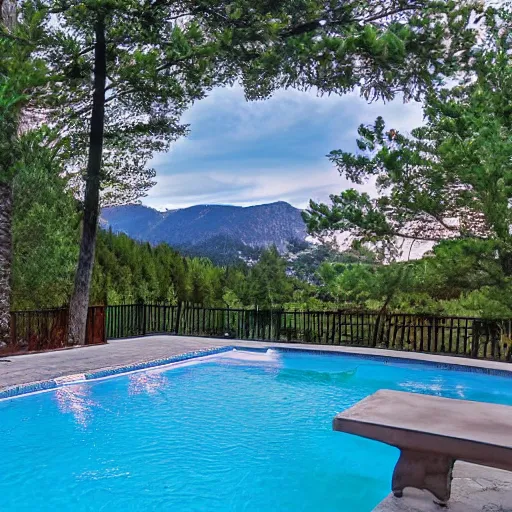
{"left": 144, "top": 161, "right": 373, "bottom": 211}
{"left": 145, "top": 85, "right": 424, "bottom": 209}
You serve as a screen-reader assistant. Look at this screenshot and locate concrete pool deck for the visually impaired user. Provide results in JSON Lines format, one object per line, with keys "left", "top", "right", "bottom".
{"left": 2, "top": 334, "right": 512, "bottom": 391}
{"left": 1, "top": 335, "right": 512, "bottom": 512}
{"left": 374, "top": 462, "right": 512, "bottom": 512}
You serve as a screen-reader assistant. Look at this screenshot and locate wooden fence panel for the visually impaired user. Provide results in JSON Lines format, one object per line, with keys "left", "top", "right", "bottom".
{"left": 3, "top": 306, "right": 106, "bottom": 356}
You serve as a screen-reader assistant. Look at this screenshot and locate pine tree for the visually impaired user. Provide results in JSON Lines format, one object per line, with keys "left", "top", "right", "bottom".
{"left": 13, "top": 0, "right": 480, "bottom": 343}
{"left": 0, "top": 1, "right": 46, "bottom": 342}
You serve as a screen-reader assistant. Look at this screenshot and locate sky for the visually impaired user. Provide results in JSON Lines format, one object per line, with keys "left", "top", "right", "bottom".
{"left": 144, "top": 85, "right": 424, "bottom": 211}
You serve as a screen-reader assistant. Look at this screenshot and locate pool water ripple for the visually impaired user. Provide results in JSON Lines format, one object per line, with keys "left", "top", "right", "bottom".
{"left": 1, "top": 349, "right": 512, "bottom": 511}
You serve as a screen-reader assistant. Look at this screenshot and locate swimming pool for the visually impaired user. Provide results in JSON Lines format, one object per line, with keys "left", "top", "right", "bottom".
{"left": 1, "top": 348, "right": 512, "bottom": 511}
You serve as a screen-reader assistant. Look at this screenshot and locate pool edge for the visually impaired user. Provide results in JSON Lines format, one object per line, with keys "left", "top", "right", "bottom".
{"left": 2, "top": 344, "right": 512, "bottom": 401}
{"left": 0, "top": 345, "right": 235, "bottom": 400}
{"left": 266, "top": 346, "right": 512, "bottom": 378}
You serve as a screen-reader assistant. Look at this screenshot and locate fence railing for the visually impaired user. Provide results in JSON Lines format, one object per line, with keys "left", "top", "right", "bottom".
{"left": 3, "top": 306, "right": 106, "bottom": 356}
{"left": 106, "top": 304, "right": 512, "bottom": 362}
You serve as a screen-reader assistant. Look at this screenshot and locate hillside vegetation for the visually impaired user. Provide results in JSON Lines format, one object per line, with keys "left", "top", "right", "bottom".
{"left": 12, "top": 148, "right": 512, "bottom": 319}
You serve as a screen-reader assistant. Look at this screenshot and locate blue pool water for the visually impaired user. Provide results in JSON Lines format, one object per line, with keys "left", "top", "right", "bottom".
{"left": 1, "top": 349, "right": 512, "bottom": 511}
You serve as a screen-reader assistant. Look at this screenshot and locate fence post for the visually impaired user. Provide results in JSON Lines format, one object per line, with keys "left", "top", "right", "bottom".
{"left": 471, "top": 320, "right": 480, "bottom": 358}
{"left": 175, "top": 301, "right": 182, "bottom": 334}
{"left": 372, "top": 313, "right": 380, "bottom": 347}
{"left": 9, "top": 312, "right": 16, "bottom": 346}
{"left": 90, "top": 306, "right": 95, "bottom": 345}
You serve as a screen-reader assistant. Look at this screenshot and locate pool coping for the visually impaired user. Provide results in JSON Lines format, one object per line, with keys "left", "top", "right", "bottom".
{"left": 0, "top": 346, "right": 235, "bottom": 400}
{"left": 1, "top": 342, "right": 512, "bottom": 401}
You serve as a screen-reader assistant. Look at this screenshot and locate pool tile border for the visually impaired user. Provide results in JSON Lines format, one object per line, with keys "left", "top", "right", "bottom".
{"left": 0, "top": 379, "right": 58, "bottom": 400}
{"left": 2, "top": 344, "right": 511, "bottom": 401}
{"left": 84, "top": 345, "right": 235, "bottom": 379}
{"left": 0, "top": 346, "right": 234, "bottom": 400}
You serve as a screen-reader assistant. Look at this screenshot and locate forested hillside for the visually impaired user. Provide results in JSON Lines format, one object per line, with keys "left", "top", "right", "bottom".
{"left": 101, "top": 202, "right": 307, "bottom": 264}
{"left": 12, "top": 147, "right": 512, "bottom": 319}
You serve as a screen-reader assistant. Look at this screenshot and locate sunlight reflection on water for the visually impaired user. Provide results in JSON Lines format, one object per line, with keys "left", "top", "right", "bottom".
{"left": 128, "top": 372, "right": 169, "bottom": 396}
{"left": 55, "top": 385, "right": 97, "bottom": 427}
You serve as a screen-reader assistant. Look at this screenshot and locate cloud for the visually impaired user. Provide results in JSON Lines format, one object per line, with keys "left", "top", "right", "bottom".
{"left": 145, "top": 85, "right": 424, "bottom": 210}
{"left": 145, "top": 162, "right": 373, "bottom": 210}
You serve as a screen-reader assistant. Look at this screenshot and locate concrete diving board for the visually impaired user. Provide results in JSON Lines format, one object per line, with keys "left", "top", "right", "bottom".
{"left": 332, "top": 389, "right": 512, "bottom": 504}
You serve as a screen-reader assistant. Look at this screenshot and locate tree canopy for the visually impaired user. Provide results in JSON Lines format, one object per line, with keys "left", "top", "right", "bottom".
{"left": 303, "top": 4, "right": 512, "bottom": 316}
{"left": 2, "top": 0, "right": 497, "bottom": 343}
{"left": 305, "top": 5, "right": 512, "bottom": 264}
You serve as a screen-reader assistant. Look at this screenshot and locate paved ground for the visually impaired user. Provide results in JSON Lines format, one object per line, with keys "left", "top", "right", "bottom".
{"left": 374, "top": 462, "right": 512, "bottom": 512}
{"left": 1, "top": 335, "right": 512, "bottom": 512}
{"left": 0, "top": 336, "right": 232, "bottom": 389}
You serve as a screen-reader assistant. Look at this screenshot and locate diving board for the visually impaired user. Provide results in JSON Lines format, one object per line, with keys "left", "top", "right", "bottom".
{"left": 332, "top": 389, "right": 512, "bottom": 503}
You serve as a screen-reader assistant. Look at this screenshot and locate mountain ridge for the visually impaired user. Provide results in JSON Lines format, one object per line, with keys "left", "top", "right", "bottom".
{"left": 100, "top": 201, "right": 307, "bottom": 263}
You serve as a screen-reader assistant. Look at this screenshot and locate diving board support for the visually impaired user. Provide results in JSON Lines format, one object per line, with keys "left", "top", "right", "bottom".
{"left": 392, "top": 449, "right": 454, "bottom": 503}
{"left": 332, "top": 389, "right": 512, "bottom": 504}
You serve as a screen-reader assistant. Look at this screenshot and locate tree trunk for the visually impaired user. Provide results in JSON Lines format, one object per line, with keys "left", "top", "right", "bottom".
{"left": 0, "top": 0, "right": 16, "bottom": 29}
{"left": 68, "top": 17, "right": 106, "bottom": 345}
{"left": 0, "top": 182, "right": 13, "bottom": 346}
{"left": 499, "top": 249, "right": 512, "bottom": 277}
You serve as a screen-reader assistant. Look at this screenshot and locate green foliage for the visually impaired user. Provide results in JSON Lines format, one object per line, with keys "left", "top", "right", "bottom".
{"left": 12, "top": 131, "right": 79, "bottom": 309}
{"left": 222, "top": 288, "right": 243, "bottom": 309}
{"left": 317, "top": 260, "right": 413, "bottom": 309}
{"left": 304, "top": 4, "right": 512, "bottom": 296}
{"left": 299, "top": 5, "right": 512, "bottom": 318}
{"left": 228, "top": 0, "right": 479, "bottom": 102}
{"left": 305, "top": 4, "right": 512, "bottom": 274}
{"left": 243, "top": 246, "right": 294, "bottom": 308}
{"left": 0, "top": 2, "right": 47, "bottom": 183}
{"left": 310, "top": 237, "right": 512, "bottom": 318}
{"left": 91, "top": 235, "right": 305, "bottom": 308}
{"left": 289, "top": 242, "right": 377, "bottom": 283}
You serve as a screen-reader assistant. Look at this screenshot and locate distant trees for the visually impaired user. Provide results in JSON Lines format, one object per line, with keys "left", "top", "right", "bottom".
{"left": 243, "top": 246, "right": 293, "bottom": 308}
{"left": 91, "top": 238, "right": 299, "bottom": 309}
{"left": 289, "top": 242, "right": 377, "bottom": 284}
{"left": 92, "top": 230, "right": 228, "bottom": 306}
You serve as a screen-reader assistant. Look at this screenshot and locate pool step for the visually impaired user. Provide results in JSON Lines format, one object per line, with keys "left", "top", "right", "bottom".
{"left": 55, "top": 374, "right": 86, "bottom": 384}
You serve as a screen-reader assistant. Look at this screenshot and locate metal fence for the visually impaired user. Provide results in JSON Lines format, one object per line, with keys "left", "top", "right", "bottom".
{"left": 3, "top": 306, "right": 106, "bottom": 356}
{"left": 106, "top": 304, "right": 512, "bottom": 362}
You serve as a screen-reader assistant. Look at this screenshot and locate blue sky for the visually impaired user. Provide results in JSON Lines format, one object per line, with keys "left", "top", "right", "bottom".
{"left": 145, "top": 85, "right": 424, "bottom": 211}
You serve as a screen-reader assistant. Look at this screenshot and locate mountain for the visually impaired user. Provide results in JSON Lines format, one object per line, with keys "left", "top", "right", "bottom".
{"left": 100, "top": 202, "right": 307, "bottom": 263}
